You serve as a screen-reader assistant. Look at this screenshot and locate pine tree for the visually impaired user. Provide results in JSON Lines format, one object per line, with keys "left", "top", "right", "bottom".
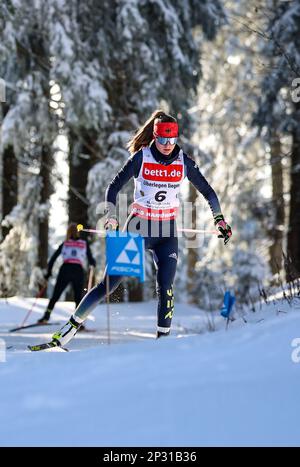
{"left": 0, "top": 0, "right": 57, "bottom": 294}
{"left": 254, "top": 0, "right": 300, "bottom": 278}
{"left": 0, "top": 104, "right": 18, "bottom": 241}
{"left": 0, "top": 3, "right": 19, "bottom": 241}
{"left": 189, "top": 0, "right": 272, "bottom": 308}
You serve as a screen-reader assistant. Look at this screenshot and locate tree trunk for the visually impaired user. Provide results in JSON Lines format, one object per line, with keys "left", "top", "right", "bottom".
{"left": 38, "top": 145, "right": 52, "bottom": 274}
{"left": 287, "top": 105, "right": 300, "bottom": 280}
{"left": 68, "top": 130, "right": 97, "bottom": 227}
{"left": 1, "top": 144, "right": 18, "bottom": 240}
{"left": 187, "top": 183, "right": 198, "bottom": 303}
{"left": 269, "top": 131, "right": 284, "bottom": 275}
{"left": 128, "top": 278, "right": 143, "bottom": 302}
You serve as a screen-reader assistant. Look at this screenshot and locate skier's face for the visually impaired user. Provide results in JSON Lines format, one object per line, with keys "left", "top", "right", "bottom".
{"left": 155, "top": 138, "right": 176, "bottom": 155}
{"left": 153, "top": 121, "right": 178, "bottom": 156}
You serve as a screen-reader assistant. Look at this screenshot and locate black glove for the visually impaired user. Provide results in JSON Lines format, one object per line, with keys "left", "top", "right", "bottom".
{"left": 214, "top": 214, "right": 232, "bottom": 245}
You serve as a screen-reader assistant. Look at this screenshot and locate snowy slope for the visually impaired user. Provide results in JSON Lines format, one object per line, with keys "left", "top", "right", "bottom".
{"left": 0, "top": 296, "right": 299, "bottom": 447}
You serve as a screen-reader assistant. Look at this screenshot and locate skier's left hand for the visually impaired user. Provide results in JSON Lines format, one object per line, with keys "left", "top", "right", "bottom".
{"left": 214, "top": 214, "right": 232, "bottom": 245}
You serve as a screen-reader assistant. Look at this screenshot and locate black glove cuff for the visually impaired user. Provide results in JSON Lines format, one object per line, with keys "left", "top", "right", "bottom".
{"left": 214, "top": 214, "right": 224, "bottom": 225}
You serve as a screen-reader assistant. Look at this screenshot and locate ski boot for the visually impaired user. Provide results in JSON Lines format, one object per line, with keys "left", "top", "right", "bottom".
{"left": 51, "top": 315, "right": 84, "bottom": 347}
{"left": 37, "top": 309, "right": 51, "bottom": 324}
{"left": 156, "top": 330, "right": 170, "bottom": 339}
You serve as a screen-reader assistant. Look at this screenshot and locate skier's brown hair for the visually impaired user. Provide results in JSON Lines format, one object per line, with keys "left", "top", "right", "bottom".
{"left": 66, "top": 223, "right": 80, "bottom": 240}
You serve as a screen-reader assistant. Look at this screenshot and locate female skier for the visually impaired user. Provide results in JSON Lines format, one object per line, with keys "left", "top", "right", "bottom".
{"left": 46, "top": 110, "right": 232, "bottom": 347}
{"left": 37, "top": 223, "right": 96, "bottom": 327}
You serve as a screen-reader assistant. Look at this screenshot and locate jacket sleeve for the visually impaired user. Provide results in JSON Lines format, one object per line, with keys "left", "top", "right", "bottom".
{"left": 47, "top": 243, "right": 63, "bottom": 276}
{"left": 86, "top": 241, "right": 96, "bottom": 267}
{"left": 184, "top": 153, "right": 222, "bottom": 217}
{"left": 105, "top": 151, "right": 143, "bottom": 217}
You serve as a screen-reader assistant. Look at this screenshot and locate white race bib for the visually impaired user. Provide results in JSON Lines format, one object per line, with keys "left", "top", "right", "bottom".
{"left": 132, "top": 147, "right": 184, "bottom": 220}
{"left": 61, "top": 240, "right": 87, "bottom": 266}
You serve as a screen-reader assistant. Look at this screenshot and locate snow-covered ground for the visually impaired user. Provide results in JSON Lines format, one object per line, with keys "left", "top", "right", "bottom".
{"left": 0, "top": 295, "right": 299, "bottom": 447}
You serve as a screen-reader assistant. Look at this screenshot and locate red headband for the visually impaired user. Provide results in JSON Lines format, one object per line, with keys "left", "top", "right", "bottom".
{"left": 153, "top": 122, "right": 179, "bottom": 138}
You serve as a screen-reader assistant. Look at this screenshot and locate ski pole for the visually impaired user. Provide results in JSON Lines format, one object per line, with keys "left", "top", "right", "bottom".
{"left": 106, "top": 274, "right": 111, "bottom": 345}
{"left": 77, "top": 225, "right": 106, "bottom": 235}
{"left": 178, "top": 228, "right": 218, "bottom": 234}
{"left": 77, "top": 224, "right": 218, "bottom": 235}
{"left": 19, "top": 283, "right": 47, "bottom": 328}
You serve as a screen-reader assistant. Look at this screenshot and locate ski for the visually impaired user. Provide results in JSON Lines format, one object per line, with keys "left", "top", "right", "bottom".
{"left": 9, "top": 322, "right": 61, "bottom": 333}
{"left": 28, "top": 341, "right": 69, "bottom": 352}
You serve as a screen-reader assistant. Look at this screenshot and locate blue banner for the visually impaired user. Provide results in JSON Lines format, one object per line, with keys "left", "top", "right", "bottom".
{"left": 106, "top": 232, "right": 145, "bottom": 282}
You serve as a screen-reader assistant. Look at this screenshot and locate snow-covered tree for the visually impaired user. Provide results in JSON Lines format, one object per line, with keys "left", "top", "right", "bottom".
{"left": 186, "top": 0, "right": 273, "bottom": 309}
{"left": 0, "top": 0, "right": 58, "bottom": 295}
{"left": 0, "top": 2, "right": 19, "bottom": 241}
{"left": 48, "top": 0, "right": 112, "bottom": 228}
{"left": 254, "top": 0, "right": 300, "bottom": 279}
{"left": 0, "top": 177, "right": 44, "bottom": 296}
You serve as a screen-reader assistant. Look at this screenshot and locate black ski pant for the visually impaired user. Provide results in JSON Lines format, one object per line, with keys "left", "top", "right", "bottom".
{"left": 47, "top": 263, "right": 84, "bottom": 312}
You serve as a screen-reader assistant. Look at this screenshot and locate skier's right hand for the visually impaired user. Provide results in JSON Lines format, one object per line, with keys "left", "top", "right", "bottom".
{"left": 104, "top": 217, "right": 119, "bottom": 231}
